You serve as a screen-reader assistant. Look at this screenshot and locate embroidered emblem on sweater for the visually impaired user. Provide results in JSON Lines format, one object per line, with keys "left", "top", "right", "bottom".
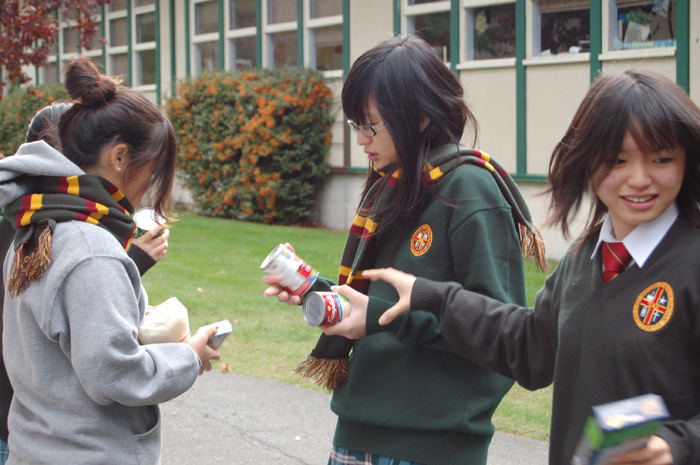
{"left": 410, "top": 224, "right": 433, "bottom": 256}
{"left": 633, "top": 282, "right": 673, "bottom": 332}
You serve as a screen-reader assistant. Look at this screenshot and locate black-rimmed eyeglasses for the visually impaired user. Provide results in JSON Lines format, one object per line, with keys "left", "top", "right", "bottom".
{"left": 347, "top": 120, "right": 385, "bottom": 138}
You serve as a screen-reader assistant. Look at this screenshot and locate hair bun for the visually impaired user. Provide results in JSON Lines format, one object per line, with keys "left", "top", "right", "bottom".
{"left": 64, "top": 57, "right": 117, "bottom": 106}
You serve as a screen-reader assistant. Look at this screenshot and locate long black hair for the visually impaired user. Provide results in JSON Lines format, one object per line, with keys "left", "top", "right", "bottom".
{"left": 342, "top": 35, "right": 477, "bottom": 243}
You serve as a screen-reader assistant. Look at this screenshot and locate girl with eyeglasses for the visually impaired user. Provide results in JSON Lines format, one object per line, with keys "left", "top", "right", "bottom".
{"left": 0, "top": 57, "right": 220, "bottom": 465}
{"left": 263, "top": 34, "right": 545, "bottom": 465}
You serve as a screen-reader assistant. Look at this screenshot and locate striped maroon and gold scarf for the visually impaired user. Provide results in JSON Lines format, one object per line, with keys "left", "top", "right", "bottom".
{"left": 294, "top": 144, "right": 547, "bottom": 391}
{"left": 3, "top": 174, "right": 136, "bottom": 297}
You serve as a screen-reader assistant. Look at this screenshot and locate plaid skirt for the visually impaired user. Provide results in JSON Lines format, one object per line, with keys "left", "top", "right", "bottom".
{"left": 0, "top": 439, "right": 8, "bottom": 465}
{"left": 328, "top": 446, "right": 424, "bottom": 465}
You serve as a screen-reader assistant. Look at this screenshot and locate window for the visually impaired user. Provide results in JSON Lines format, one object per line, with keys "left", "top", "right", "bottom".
{"left": 133, "top": 1, "right": 157, "bottom": 85}
{"left": 465, "top": 2, "right": 516, "bottom": 60}
{"left": 311, "top": 0, "right": 343, "bottom": 17}
{"left": 306, "top": 0, "right": 343, "bottom": 72}
{"left": 57, "top": 8, "right": 103, "bottom": 74}
{"left": 270, "top": 30, "right": 297, "bottom": 67}
{"left": 227, "top": 0, "right": 257, "bottom": 69}
{"left": 106, "top": 4, "right": 129, "bottom": 80}
{"left": 265, "top": 0, "right": 297, "bottom": 68}
{"left": 610, "top": 0, "right": 676, "bottom": 51}
{"left": 404, "top": 0, "right": 451, "bottom": 63}
{"left": 193, "top": 0, "right": 220, "bottom": 75}
{"left": 268, "top": 0, "right": 297, "bottom": 24}
{"left": 534, "top": 0, "right": 590, "bottom": 56}
{"left": 230, "top": 0, "right": 256, "bottom": 28}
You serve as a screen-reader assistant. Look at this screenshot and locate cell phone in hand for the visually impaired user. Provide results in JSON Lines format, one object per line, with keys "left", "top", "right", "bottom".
{"left": 208, "top": 320, "right": 233, "bottom": 350}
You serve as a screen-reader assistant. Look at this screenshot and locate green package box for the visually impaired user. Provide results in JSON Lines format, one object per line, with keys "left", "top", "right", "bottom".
{"left": 571, "top": 394, "right": 669, "bottom": 465}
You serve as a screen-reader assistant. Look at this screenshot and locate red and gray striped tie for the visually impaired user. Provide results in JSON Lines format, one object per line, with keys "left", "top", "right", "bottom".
{"left": 602, "top": 242, "right": 632, "bottom": 283}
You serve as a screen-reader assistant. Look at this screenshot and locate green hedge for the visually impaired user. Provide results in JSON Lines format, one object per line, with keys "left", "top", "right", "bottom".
{"left": 166, "top": 68, "right": 334, "bottom": 224}
{"left": 0, "top": 84, "right": 68, "bottom": 157}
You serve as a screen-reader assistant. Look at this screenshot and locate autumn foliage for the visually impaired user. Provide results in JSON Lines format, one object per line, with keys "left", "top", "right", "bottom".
{"left": 0, "top": 1, "right": 108, "bottom": 92}
{"left": 166, "top": 69, "right": 334, "bottom": 224}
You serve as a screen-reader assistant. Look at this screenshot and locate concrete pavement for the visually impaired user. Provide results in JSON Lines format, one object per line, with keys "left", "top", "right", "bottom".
{"left": 161, "top": 372, "right": 549, "bottom": 464}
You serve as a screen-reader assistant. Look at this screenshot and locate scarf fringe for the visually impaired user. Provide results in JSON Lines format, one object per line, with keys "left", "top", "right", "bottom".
{"left": 293, "top": 355, "right": 349, "bottom": 391}
{"left": 7, "top": 225, "right": 53, "bottom": 298}
{"left": 519, "top": 224, "right": 548, "bottom": 273}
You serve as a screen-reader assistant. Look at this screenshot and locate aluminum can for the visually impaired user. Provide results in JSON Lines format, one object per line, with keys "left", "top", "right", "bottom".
{"left": 260, "top": 244, "right": 319, "bottom": 296}
{"left": 302, "top": 291, "right": 352, "bottom": 327}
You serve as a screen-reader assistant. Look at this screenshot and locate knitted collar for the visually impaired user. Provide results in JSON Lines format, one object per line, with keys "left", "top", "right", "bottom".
{"left": 3, "top": 174, "right": 136, "bottom": 297}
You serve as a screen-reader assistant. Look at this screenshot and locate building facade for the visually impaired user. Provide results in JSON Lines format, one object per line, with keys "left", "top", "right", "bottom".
{"left": 25, "top": 0, "right": 700, "bottom": 258}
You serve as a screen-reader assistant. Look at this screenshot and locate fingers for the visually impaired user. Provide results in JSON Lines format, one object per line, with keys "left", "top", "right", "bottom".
{"left": 379, "top": 305, "right": 404, "bottom": 326}
{"left": 360, "top": 268, "right": 389, "bottom": 281}
{"left": 261, "top": 274, "right": 282, "bottom": 285}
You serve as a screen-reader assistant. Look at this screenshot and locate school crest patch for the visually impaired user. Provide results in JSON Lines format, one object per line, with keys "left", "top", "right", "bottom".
{"left": 410, "top": 224, "right": 433, "bottom": 256}
{"left": 633, "top": 282, "right": 674, "bottom": 332}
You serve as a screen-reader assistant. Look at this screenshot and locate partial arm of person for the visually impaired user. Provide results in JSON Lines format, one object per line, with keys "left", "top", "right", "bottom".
{"left": 128, "top": 226, "right": 169, "bottom": 276}
{"left": 51, "top": 255, "right": 217, "bottom": 407}
{"left": 362, "top": 265, "right": 560, "bottom": 390}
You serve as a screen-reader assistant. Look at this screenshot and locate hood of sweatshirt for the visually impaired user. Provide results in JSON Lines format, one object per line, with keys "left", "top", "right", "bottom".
{"left": 0, "top": 141, "right": 84, "bottom": 208}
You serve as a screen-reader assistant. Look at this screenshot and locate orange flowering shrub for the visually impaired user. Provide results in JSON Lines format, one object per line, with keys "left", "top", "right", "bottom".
{"left": 0, "top": 84, "right": 68, "bottom": 157}
{"left": 166, "top": 68, "right": 333, "bottom": 224}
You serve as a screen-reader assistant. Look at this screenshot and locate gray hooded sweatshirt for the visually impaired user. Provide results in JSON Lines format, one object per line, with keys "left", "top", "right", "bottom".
{"left": 0, "top": 141, "right": 200, "bottom": 465}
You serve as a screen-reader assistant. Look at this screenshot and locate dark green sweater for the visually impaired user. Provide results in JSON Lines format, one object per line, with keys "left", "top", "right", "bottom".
{"left": 315, "top": 163, "right": 528, "bottom": 465}
{"left": 412, "top": 217, "right": 700, "bottom": 465}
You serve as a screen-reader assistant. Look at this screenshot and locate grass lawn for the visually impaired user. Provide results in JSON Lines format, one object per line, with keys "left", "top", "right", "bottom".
{"left": 142, "top": 211, "right": 554, "bottom": 442}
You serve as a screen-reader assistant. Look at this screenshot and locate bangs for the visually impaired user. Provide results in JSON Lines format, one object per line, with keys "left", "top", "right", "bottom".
{"left": 628, "top": 114, "right": 682, "bottom": 154}
{"left": 342, "top": 81, "right": 372, "bottom": 124}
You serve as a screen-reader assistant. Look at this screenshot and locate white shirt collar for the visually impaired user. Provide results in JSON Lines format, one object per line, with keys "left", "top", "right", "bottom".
{"left": 592, "top": 203, "right": 679, "bottom": 268}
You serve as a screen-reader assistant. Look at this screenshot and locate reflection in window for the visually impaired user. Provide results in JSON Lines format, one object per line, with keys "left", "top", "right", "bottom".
{"left": 268, "top": 0, "right": 296, "bottom": 24}
{"left": 196, "top": 41, "right": 219, "bottom": 74}
{"left": 137, "top": 12, "right": 156, "bottom": 43}
{"left": 466, "top": 4, "right": 515, "bottom": 60}
{"left": 537, "top": 0, "right": 590, "bottom": 55}
{"left": 611, "top": 0, "right": 676, "bottom": 50}
{"left": 230, "top": 36, "right": 257, "bottom": 69}
{"left": 311, "top": 25, "right": 342, "bottom": 71}
{"left": 270, "top": 30, "right": 297, "bottom": 67}
{"left": 110, "top": 53, "right": 129, "bottom": 80}
{"left": 196, "top": 1, "right": 219, "bottom": 34}
{"left": 137, "top": 49, "right": 156, "bottom": 85}
{"left": 110, "top": 17, "right": 128, "bottom": 46}
{"left": 408, "top": 12, "right": 450, "bottom": 62}
{"left": 229, "top": 0, "right": 256, "bottom": 29}
{"left": 310, "top": 0, "right": 342, "bottom": 18}
{"left": 63, "top": 28, "right": 80, "bottom": 54}
{"left": 43, "top": 62, "right": 58, "bottom": 84}
{"left": 110, "top": 0, "right": 127, "bottom": 12}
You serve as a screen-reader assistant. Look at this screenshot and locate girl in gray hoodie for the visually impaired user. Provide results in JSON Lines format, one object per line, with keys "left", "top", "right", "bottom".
{"left": 0, "top": 57, "right": 220, "bottom": 465}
